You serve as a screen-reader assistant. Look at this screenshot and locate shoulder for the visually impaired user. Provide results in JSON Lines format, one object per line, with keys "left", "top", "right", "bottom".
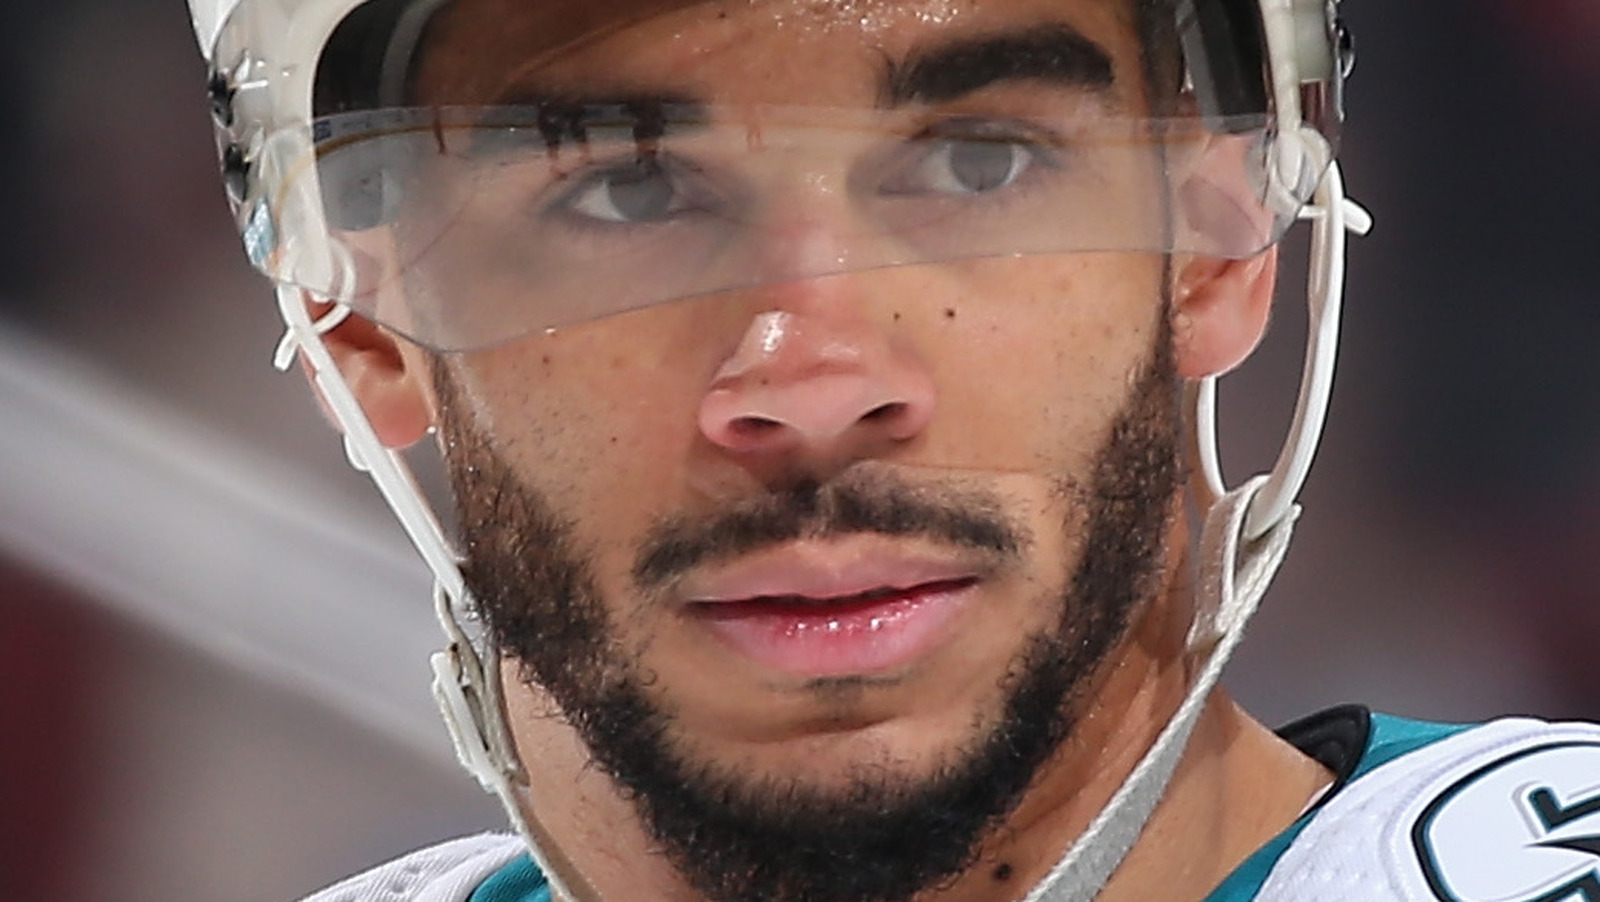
{"left": 1261, "top": 714, "right": 1600, "bottom": 902}
{"left": 299, "top": 833, "right": 528, "bottom": 902}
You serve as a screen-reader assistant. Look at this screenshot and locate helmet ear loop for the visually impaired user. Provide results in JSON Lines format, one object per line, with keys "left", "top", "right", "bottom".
{"left": 270, "top": 279, "right": 604, "bottom": 901}
{"left": 1184, "top": 159, "right": 1370, "bottom": 543}
{"left": 1244, "top": 160, "right": 1370, "bottom": 539}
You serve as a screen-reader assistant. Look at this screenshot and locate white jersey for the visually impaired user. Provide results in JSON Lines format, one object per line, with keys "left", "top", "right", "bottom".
{"left": 302, "top": 710, "right": 1600, "bottom": 902}
{"left": 1225, "top": 709, "right": 1600, "bottom": 902}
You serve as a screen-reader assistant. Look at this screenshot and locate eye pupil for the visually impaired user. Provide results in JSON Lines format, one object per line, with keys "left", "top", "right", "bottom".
{"left": 604, "top": 156, "right": 676, "bottom": 221}
{"left": 949, "top": 140, "right": 1021, "bottom": 193}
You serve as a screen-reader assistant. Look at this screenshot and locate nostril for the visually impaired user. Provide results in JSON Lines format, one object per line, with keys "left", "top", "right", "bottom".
{"left": 861, "top": 401, "right": 906, "bottom": 422}
{"left": 728, "top": 416, "right": 785, "bottom": 441}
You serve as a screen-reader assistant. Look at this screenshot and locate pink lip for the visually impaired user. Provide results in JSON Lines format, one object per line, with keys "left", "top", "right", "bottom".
{"left": 679, "top": 543, "right": 982, "bottom": 678}
{"left": 681, "top": 543, "right": 981, "bottom": 603}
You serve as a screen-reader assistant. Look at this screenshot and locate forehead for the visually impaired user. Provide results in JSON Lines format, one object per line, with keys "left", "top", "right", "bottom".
{"left": 413, "top": 0, "right": 1144, "bottom": 107}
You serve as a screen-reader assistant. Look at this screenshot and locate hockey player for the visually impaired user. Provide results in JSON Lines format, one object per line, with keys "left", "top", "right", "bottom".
{"left": 186, "top": 0, "right": 1600, "bottom": 899}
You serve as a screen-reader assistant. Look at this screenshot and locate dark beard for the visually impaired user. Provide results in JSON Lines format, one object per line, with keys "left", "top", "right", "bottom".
{"left": 440, "top": 324, "right": 1182, "bottom": 902}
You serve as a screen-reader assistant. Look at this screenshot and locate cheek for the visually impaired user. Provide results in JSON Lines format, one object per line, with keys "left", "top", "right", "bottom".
{"left": 444, "top": 253, "right": 1164, "bottom": 586}
{"left": 445, "top": 311, "right": 726, "bottom": 554}
{"left": 910, "top": 255, "right": 1165, "bottom": 477}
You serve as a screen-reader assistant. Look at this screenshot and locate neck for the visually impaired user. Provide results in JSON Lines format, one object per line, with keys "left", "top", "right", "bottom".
{"left": 1094, "top": 689, "right": 1332, "bottom": 902}
{"left": 897, "top": 544, "right": 1330, "bottom": 902}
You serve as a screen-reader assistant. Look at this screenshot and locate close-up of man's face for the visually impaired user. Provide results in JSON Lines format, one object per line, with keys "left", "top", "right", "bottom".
{"left": 49, "top": 0, "right": 1600, "bottom": 899}
{"left": 30, "top": 0, "right": 1600, "bottom": 898}
{"left": 355, "top": 1, "right": 1260, "bottom": 898}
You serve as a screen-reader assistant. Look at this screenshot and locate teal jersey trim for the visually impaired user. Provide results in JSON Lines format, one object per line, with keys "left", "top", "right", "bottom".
{"left": 1200, "top": 714, "right": 1475, "bottom": 902}
{"left": 1356, "top": 714, "right": 1475, "bottom": 781}
{"left": 463, "top": 716, "right": 1476, "bottom": 902}
{"left": 467, "top": 853, "right": 549, "bottom": 902}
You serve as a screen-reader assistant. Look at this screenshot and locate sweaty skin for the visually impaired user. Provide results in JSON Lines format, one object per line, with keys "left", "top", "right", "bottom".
{"left": 326, "top": 1, "right": 1332, "bottom": 899}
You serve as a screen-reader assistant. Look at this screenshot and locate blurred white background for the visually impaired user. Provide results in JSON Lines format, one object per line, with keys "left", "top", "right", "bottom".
{"left": 3, "top": 1, "right": 1600, "bottom": 898}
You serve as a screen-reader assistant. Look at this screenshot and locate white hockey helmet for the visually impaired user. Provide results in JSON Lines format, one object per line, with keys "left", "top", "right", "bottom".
{"left": 191, "top": 0, "right": 1357, "bottom": 352}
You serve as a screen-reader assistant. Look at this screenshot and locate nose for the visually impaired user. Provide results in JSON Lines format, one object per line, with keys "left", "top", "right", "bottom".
{"left": 698, "top": 304, "right": 936, "bottom": 464}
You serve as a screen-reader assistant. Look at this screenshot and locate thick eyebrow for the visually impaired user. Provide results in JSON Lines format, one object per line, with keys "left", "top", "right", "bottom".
{"left": 882, "top": 24, "right": 1117, "bottom": 108}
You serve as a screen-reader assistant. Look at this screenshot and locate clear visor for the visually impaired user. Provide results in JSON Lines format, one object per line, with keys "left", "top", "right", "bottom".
{"left": 225, "top": 0, "right": 1336, "bottom": 352}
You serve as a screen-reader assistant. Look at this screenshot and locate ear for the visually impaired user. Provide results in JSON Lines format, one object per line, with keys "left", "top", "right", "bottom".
{"left": 1170, "top": 247, "right": 1278, "bottom": 380}
{"left": 310, "top": 301, "right": 436, "bottom": 449}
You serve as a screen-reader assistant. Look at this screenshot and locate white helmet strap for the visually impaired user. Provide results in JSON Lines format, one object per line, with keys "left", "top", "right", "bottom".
{"left": 1019, "top": 157, "right": 1370, "bottom": 900}
{"left": 1021, "top": 474, "right": 1297, "bottom": 901}
{"left": 271, "top": 282, "right": 587, "bottom": 902}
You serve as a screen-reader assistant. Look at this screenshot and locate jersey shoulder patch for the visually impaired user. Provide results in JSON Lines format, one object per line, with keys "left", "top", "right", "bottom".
{"left": 1258, "top": 717, "right": 1600, "bottom": 902}
{"left": 300, "top": 833, "right": 526, "bottom": 902}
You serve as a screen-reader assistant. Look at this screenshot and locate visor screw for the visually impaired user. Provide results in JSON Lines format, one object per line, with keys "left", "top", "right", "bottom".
{"left": 208, "top": 70, "right": 237, "bottom": 128}
{"left": 221, "top": 143, "right": 251, "bottom": 204}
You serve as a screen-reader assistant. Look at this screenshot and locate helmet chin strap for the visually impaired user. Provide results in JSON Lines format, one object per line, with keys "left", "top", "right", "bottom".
{"left": 1021, "top": 474, "right": 1296, "bottom": 902}
{"left": 270, "top": 282, "right": 597, "bottom": 902}
{"left": 1018, "top": 161, "right": 1370, "bottom": 901}
{"left": 269, "top": 154, "right": 1368, "bottom": 901}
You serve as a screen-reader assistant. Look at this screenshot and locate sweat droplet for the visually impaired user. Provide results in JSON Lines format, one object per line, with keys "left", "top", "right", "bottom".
{"left": 711, "top": 311, "right": 797, "bottom": 382}
{"left": 760, "top": 312, "right": 786, "bottom": 354}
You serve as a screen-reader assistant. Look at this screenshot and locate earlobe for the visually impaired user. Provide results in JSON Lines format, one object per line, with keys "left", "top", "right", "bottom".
{"left": 309, "top": 302, "right": 437, "bottom": 449}
{"left": 1170, "top": 247, "right": 1278, "bottom": 380}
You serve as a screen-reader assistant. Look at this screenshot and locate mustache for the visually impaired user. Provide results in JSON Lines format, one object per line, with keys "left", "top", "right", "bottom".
{"left": 631, "top": 471, "right": 1032, "bottom": 593}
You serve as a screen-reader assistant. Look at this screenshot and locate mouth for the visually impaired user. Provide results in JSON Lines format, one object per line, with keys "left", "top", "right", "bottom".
{"left": 680, "top": 546, "right": 984, "bottom": 679}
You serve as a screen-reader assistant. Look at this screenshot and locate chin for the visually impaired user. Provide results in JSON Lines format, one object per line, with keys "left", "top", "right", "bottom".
{"left": 663, "top": 685, "right": 1012, "bottom": 788}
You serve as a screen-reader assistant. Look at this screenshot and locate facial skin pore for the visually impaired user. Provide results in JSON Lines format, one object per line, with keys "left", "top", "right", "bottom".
{"left": 326, "top": 1, "right": 1331, "bottom": 900}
